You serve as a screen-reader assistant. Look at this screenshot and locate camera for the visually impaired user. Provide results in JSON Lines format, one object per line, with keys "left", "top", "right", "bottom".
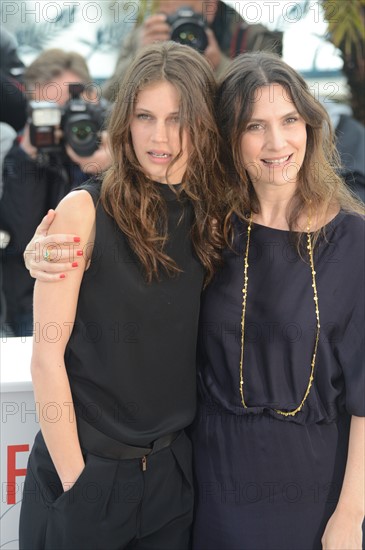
{"left": 166, "top": 6, "right": 208, "bottom": 52}
{"left": 29, "top": 84, "right": 109, "bottom": 157}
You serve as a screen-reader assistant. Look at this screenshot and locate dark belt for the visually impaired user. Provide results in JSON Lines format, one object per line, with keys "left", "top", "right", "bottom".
{"left": 77, "top": 416, "right": 180, "bottom": 461}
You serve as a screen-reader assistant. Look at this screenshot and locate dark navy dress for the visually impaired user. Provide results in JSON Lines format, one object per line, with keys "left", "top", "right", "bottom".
{"left": 191, "top": 212, "right": 364, "bottom": 550}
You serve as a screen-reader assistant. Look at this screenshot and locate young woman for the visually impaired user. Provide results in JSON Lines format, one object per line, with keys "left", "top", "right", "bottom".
{"left": 24, "top": 52, "right": 364, "bottom": 550}
{"left": 19, "top": 42, "right": 224, "bottom": 550}
{"left": 192, "top": 52, "right": 364, "bottom": 550}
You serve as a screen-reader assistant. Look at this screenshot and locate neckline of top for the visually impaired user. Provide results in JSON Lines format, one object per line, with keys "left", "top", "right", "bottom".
{"left": 153, "top": 181, "right": 184, "bottom": 201}
{"left": 153, "top": 180, "right": 182, "bottom": 187}
{"left": 250, "top": 210, "right": 344, "bottom": 235}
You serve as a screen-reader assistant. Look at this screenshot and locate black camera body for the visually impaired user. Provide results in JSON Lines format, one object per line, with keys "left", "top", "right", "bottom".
{"left": 29, "top": 84, "right": 109, "bottom": 157}
{"left": 166, "top": 6, "right": 208, "bottom": 52}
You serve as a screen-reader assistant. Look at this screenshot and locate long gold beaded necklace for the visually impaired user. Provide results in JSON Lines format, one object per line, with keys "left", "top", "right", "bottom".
{"left": 239, "top": 212, "right": 320, "bottom": 417}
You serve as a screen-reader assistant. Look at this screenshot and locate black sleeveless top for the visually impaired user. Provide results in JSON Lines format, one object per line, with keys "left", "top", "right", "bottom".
{"left": 65, "top": 179, "right": 204, "bottom": 446}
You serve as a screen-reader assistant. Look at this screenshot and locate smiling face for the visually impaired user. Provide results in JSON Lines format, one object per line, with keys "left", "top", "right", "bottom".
{"left": 240, "top": 84, "right": 307, "bottom": 193}
{"left": 130, "top": 80, "right": 189, "bottom": 185}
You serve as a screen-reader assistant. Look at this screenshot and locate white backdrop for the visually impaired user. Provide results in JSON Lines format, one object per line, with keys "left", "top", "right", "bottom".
{"left": 0, "top": 338, "right": 38, "bottom": 550}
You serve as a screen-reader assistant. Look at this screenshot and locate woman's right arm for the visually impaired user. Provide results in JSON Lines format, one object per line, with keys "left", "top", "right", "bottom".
{"left": 31, "top": 190, "right": 95, "bottom": 490}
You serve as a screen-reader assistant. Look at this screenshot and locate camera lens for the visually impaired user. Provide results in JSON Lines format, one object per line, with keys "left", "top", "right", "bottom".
{"left": 62, "top": 94, "right": 110, "bottom": 157}
{"left": 70, "top": 120, "right": 94, "bottom": 144}
{"left": 170, "top": 23, "right": 208, "bottom": 52}
{"left": 64, "top": 115, "right": 99, "bottom": 156}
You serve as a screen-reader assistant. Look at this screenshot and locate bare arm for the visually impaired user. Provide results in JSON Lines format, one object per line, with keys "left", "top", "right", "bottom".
{"left": 23, "top": 210, "right": 83, "bottom": 282}
{"left": 31, "top": 190, "right": 95, "bottom": 490}
{"left": 322, "top": 415, "right": 365, "bottom": 549}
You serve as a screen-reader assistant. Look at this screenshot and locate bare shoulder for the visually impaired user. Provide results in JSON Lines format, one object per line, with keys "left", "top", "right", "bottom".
{"left": 55, "top": 189, "right": 95, "bottom": 219}
{"left": 52, "top": 190, "right": 95, "bottom": 239}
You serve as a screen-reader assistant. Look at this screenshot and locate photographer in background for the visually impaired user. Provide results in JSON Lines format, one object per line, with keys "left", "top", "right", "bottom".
{"left": 0, "top": 28, "right": 27, "bottom": 134}
{"left": 0, "top": 29, "right": 28, "bottom": 335}
{"left": 323, "top": 101, "right": 365, "bottom": 202}
{"left": 103, "top": 0, "right": 282, "bottom": 101}
{"left": 0, "top": 49, "right": 112, "bottom": 337}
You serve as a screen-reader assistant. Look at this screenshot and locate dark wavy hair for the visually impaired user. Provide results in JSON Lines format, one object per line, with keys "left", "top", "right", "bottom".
{"left": 216, "top": 51, "right": 363, "bottom": 244}
{"left": 101, "top": 42, "right": 225, "bottom": 283}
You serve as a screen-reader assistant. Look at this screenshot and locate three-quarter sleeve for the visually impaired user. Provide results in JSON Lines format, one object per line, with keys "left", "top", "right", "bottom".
{"left": 337, "top": 302, "right": 365, "bottom": 416}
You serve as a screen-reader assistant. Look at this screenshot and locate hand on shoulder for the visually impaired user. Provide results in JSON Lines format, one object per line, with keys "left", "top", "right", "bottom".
{"left": 24, "top": 191, "right": 96, "bottom": 282}
{"left": 45, "top": 190, "right": 96, "bottom": 274}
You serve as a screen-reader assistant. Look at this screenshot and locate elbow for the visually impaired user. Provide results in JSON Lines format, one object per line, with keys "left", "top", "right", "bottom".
{"left": 30, "top": 356, "right": 47, "bottom": 383}
{"left": 30, "top": 356, "right": 43, "bottom": 381}
{"left": 30, "top": 353, "right": 65, "bottom": 383}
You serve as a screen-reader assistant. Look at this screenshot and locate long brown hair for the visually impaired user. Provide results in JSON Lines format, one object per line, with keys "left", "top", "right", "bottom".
{"left": 101, "top": 42, "right": 224, "bottom": 283}
{"left": 216, "top": 51, "right": 364, "bottom": 244}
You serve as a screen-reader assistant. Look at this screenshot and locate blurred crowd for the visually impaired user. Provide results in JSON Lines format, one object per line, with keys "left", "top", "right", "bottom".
{"left": 0, "top": 0, "right": 364, "bottom": 337}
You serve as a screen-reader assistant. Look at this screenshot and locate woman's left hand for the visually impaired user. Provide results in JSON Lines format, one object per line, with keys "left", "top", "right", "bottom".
{"left": 321, "top": 508, "right": 363, "bottom": 549}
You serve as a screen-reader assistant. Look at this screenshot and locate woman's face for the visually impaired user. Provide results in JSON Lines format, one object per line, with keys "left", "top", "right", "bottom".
{"left": 240, "top": 84, "right": 307, "bottom": 193}
{"left": 130, "top": 80, "right": 189, "bottom": 185}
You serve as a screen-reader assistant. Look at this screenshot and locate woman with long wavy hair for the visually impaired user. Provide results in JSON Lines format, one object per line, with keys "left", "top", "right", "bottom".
{"left": 22, "top": 51, "right": 364, "bottom": 549}
{"left": 192, "top": 52, "right": 364, "bottom": 550}
{"left": 19, "top": 42, "right": 224, "bottom": 550}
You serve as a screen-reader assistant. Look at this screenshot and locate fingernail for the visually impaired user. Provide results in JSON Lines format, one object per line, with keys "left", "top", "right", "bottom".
{"left": 74, "top": 237, "right": 81, "bottom": 243}
{"left": 76, "top": 250, "right": 83, "bottom": 256}
{"left": 72, "top": 262, "right": 78, "bottom": 268}
{"left": 60, "top": 274, "right": 66, "bottom": 279}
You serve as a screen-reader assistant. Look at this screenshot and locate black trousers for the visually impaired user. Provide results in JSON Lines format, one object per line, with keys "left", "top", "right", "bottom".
{"left": 19, "top": 430, "right": 193, "bottom": 550}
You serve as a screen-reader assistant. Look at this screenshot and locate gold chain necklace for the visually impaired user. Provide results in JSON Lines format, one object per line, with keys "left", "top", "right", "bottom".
{"left": 239, "top": 212, "right": 320, "bottom": 417}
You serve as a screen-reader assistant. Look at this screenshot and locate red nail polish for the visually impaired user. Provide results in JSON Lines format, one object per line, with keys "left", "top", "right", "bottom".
{"left": 60, "top": 274, "right": 66, "bottom": 279}
{"left": 74, "top": 237, "right": 81, "bottom": 243}
{"left": 76, "top": 250, "right": 83, "bottom": 256}
{"left": 72, "top": 262, "right": 78, "bottom": 268}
